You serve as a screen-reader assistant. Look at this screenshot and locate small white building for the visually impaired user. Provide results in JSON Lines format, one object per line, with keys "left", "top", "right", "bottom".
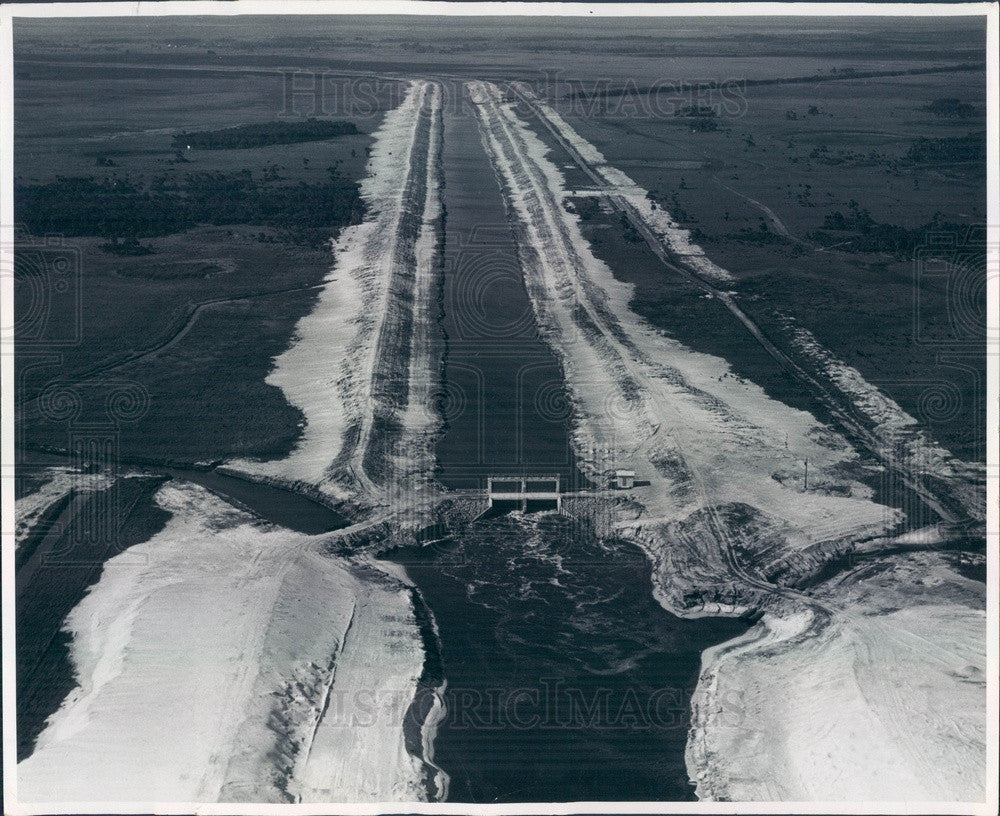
{"left": 613, "top": 469, "right": 636, "bottom": 490}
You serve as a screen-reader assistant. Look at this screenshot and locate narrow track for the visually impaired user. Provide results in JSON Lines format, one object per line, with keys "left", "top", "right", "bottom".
{"left": 510, "top": 83, "right": 959, "bottom": 526}
{"left": 472, "top": 81, "right": 833, "bottom": 627}
{"left": 351, "top": 80, "right": 442, "bottom": 497}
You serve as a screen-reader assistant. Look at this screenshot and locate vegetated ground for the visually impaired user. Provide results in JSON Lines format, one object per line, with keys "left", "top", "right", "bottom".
{"left": 14, "top": 43, "right": 405, "bottom": 464}
{"left": 554, "top": 48, "right": 986, "bottom": 465}
{"left": 13, "top": 17, "right": 986, "bottom": 470}
{"left": 11, "top": 15, "right": 986, "bottom": 84}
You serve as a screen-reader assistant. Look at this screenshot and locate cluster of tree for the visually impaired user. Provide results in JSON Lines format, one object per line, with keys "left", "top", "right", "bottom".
{"left": 172, "top": 118, "right": 359, "bottom": 150}
{"left": 807, "top": 143, "right": 892, "bottom": 167}
{"left": 799, "top": 132, "right": 982, "bottom": 175}
{"left": 100, "top": 236, "right": 154, "bottom": 256}
{"left": 730, "top": 220, "right": 794, "bottom": 247}
{"left": 565, "top": 64, "right": 978, "bottom": 101}
{"left": 689, "top": 117, "right": 718, "bottom": 132}
{"left": 646, "top": 189, "right": 694, "bottom": 223}
{"left": 619, "top": 212, "right": 644, "bottom": 243}
{"left": 675, "top": 104, "right": 716, "bottom": 118}
{"left": 905, "top": 132, "right": 986, "bottom": 163}
{"left": 15, "top": 168, "right": 364, "bottom": 249}
{"left": 675, "top": 104, "right": 718, "bottom": 131}
{"left": 919, "top": 98, "right": 981, "bottom": 119}
{"left": 692, "top": 222, "right": 803, "bottom": 256}
{"left": 785, "top": 105, "right": 823, "bottom": 120}
{"left": 810, "top": 200, "right": 967, "bottom": 257}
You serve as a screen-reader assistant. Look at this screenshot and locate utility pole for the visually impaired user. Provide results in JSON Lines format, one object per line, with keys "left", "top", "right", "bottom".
{"left": 804, "top": 459, "right": 809, "bottom": 491}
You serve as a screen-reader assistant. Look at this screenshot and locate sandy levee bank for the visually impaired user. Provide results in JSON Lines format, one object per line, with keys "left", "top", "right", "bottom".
{"left": 15, "top": 467, "right": 113, "bottom": 551}
{"left": 468, "top": 80, "right": 986, "bottom": 801}
{"left": 688, "top": 552, "right": 986, "bottom": 801}
{"left": 17, "top": 81, "right": 448, "bottom": 805}
{"left": 17, "top": 481, "right": 434, "bottom": 803}
{"left": 223, "top": 78, "right": 448, "bottom": 800}
{"left": 226, "top": 79, "right": 444, "bottom": 510}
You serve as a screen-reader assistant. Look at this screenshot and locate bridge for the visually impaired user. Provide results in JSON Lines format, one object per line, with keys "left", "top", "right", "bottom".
{"left": 486, "top": 475, "right": 561, "bottom": 511}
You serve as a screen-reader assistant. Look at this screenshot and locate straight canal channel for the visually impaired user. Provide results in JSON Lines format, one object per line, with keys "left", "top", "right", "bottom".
{"left": 390, "top": 84, "right": 749, "bottom": 803}
{"left": 16, "top": 86, "right": 750, "bottom": 801}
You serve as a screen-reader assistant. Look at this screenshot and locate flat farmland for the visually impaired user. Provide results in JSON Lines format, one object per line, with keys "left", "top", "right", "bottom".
{"left": 556, "top": 58, "right": 986, "bottom": 463}
{"left": 15, "top": 46, "right": 403, "bottom": 463}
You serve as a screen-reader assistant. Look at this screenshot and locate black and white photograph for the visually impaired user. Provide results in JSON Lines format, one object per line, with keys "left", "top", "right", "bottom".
{"left": 1, "top": 1, "right": 996, "bottom": 812}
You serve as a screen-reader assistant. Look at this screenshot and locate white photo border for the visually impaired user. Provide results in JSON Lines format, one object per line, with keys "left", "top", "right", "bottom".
{"left": 1, "top": 3, "right": 996, "bottom": 815}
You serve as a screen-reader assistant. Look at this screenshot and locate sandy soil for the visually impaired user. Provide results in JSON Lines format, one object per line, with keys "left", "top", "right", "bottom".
{"left": 690, "top": 553, "right": 986, "bottom": 801}
{"left": 469, "top": 80, "right": 987, "bottom": 803}
{"left": 15, "top": 467, "right": 113, "bottom": 549}
{"left": 227, "top": 80, "right": 443, "bottom": 507}
{"left": 16, "top": 481, "right": 431, "bottom": 803}
{"left": 17, "top": 82, "right": 447, "bottom": 805}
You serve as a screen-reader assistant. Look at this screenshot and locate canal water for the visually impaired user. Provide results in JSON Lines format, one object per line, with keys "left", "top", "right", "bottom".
{"left": 159, "top": 466, "right": 347, "bottom": 534}
{"left": 395, "top": 87, "right": 750, "bottom": 803}
{"left": 396, "top": 514, "right": 749, "bottom": 802}
{"left": 433, "top": 91, "right": 580, "bottom": 491}
{"left": 15, "top": 90, "right": 749, "bottom": 799}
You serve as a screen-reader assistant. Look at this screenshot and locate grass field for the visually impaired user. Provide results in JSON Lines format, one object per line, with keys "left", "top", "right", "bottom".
{"left": 552, "top": 30, "right": 986, "bottom": 463}
{"left": 15, "top": 16, "right": 986, "bottom": 467}
{"left": 15, "top": 39, "right": 406, "bottom": 462}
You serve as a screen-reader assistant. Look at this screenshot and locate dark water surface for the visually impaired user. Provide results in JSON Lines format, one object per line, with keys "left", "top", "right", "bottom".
{"left": 434, "top": 94, "right": 581, "bottom": 491}
{"left": 160, "top": 467, "right": 348, "bottom": 534}
{"left": 398, "top": 89, "right": 749, "bottom": 802}
{"left": 393, "top": 514, "right": 749, "bottom": 802}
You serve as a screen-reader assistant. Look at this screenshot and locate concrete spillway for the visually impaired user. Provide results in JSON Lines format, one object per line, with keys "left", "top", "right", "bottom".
{"left": 486, "top": 475, "right": 561, "bottom": 511}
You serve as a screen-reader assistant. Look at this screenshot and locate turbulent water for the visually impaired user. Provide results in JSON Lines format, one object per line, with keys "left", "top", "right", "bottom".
{"left": 397, "top": 511, "right": 749, "bottom": 802}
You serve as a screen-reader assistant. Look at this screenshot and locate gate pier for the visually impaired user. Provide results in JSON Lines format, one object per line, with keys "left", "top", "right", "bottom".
{"left": 486, "top": 475, "right": 561, "bottom": 511}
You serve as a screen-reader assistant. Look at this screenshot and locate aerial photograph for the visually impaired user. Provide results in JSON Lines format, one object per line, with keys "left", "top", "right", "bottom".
{"left": 2, "top": 2, "right": 995, "bottom": 811}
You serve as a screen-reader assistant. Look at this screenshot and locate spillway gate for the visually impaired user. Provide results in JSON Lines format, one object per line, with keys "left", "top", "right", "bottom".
{"left": 486, "top": 475, "right": 561, "bottom": 511}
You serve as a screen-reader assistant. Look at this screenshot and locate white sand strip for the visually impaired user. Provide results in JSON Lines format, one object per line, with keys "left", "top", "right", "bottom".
{"left": 15, "top": 467, "right": 113, "bottom": 549}
{"left": 17, "top": 481, "right": 431, "bottom": 803}
{"left": 468, "top": 80, "right": 986, "bottom": 803}
{"left": 690, "top": 580, "right": 986, "bottom": 801}
{"left": 469, "top": 80, "right": 891, "bottom": 542}
{"left": 510, "top": 81, "right": 734, "bottom": 285}
{"left": 791, "top": 324, "right": 986, "bottom": 520}
{"left": 228, "top": 80, "right": 440, "bottom": 503}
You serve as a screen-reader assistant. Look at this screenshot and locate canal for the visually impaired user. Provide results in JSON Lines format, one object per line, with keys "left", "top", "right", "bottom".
{"left": 433, "top": 85, "right": 580, "bottom": 492}
{"left": 394, "top": 83, "right": 749, "bottom": 803}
